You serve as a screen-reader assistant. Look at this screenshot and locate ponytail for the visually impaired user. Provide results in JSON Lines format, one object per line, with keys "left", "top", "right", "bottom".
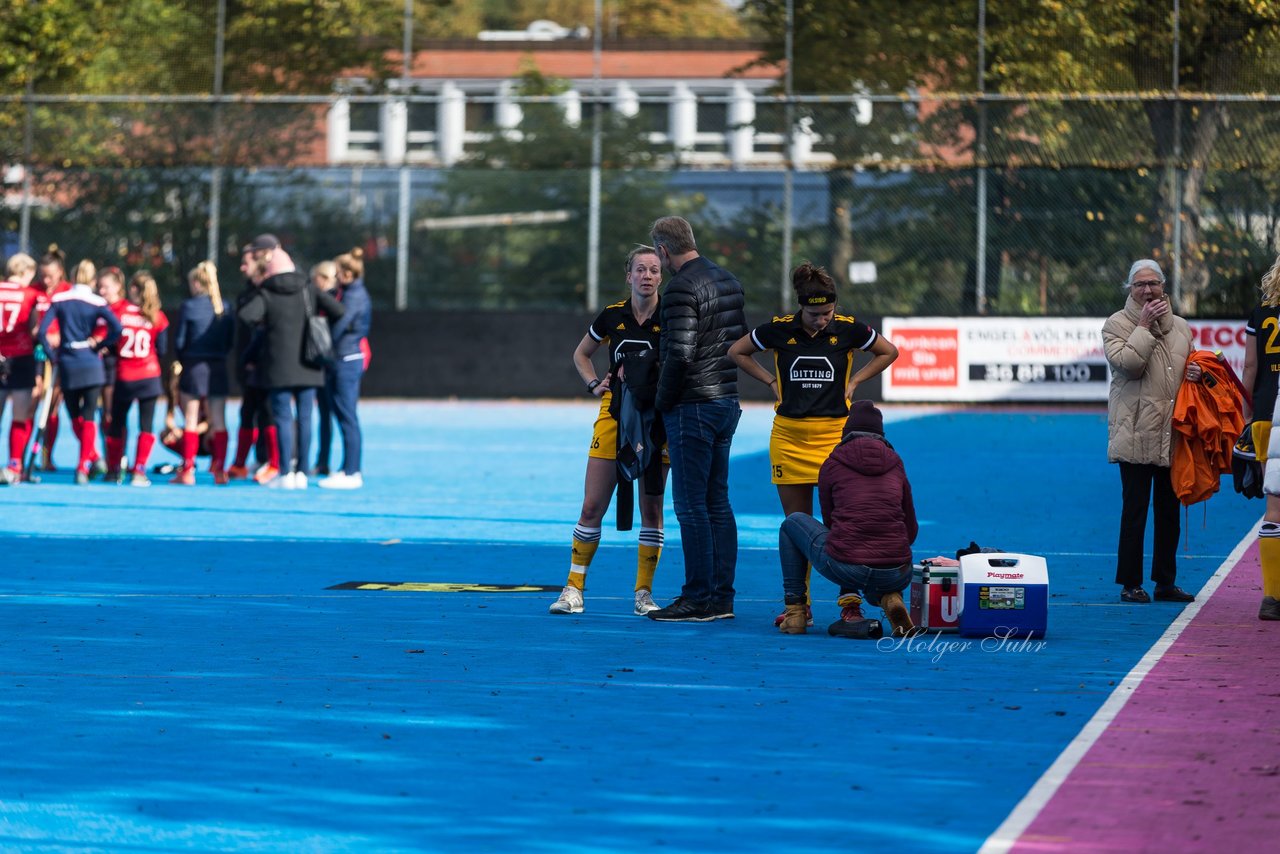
{"left": 129, "top": 271, "right": 161, "bottom": 325}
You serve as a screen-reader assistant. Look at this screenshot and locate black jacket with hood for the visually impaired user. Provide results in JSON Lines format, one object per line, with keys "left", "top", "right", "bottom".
{"left": 655, "top": 255, "right": 747, "bottom": 411}
{"left": 236, "top": 271, "right": 345, "bottom": 390}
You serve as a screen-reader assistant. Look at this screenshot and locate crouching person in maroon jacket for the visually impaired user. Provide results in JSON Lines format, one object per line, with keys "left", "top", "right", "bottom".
{"left": 777, "top": 400, "right": 920, "bottom": 638}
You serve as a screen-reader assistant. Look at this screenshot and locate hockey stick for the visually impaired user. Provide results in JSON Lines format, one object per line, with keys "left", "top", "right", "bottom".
{"left": 22, "top": 360, "right": 57, "bottom": 483}
{"left": 1214, "top": 350, "right": 1251, "bottom": 407}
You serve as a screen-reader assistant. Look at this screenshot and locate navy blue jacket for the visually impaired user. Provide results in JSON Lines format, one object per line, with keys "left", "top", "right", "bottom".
{"left": 330, "top": 278, "right": 371, "bottom": 361}
{"left": 174, "top": 295, "right": 234, "bottom": 361}
{"left": 38, "top": 285, "right": 123, "bottom": 391}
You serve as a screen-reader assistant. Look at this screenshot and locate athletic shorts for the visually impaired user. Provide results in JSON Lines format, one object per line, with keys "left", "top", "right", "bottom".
{"left": 586, "top": 393, "right": 668, "bottom": 464}
{"left": 178, "top": 358, "right": 230, "bottom": 398}
{"left": 1255, "top": 420, "right": 1272, "bottom": 464}
{"left": 0, "top": 354, "right": 37, "bottom": 390}
{"left": 102, "top": 353, "right": 118, "bottom": 388}
{"left": 769, "top": 414, "right": 845, "bottom": 485}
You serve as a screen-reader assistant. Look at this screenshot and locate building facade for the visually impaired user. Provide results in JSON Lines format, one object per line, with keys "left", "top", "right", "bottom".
{"left": 325, "top": 38, "right": 838, "bottom": 169}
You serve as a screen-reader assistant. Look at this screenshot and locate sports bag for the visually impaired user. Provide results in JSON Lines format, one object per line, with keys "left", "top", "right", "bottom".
{"left": 301, "top": 286, "right": 335, "bottom": 369}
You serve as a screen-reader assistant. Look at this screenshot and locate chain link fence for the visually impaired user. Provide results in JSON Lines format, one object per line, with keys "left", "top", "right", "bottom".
{"left": 4, "top": 2, "right": 1278, "bottom": 317}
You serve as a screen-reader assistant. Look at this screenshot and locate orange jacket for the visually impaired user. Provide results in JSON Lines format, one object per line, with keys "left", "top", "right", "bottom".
{"left": 1171, "top": 350, "right": 1246, "bottom": 505}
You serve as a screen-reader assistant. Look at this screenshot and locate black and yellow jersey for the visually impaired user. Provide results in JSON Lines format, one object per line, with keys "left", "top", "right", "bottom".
{"left": 588, "top": 298, "right": 662, "bottom": 374}
{"left": 1247, "top": 304, "right": 1280, "bottom": 421}
{"left": 750, "top": 313, "right": 877, "bottom": 418}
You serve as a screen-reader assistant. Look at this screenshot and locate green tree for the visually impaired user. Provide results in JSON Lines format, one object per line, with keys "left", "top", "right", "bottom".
{"left": 471, "top": 0, "right": 746, "bottom": 39}
{"left": 14, "top": 0, "right": 399, "bottom": 299}
{"left": 741, "top": 0, "right": 1280, "bottom": 314}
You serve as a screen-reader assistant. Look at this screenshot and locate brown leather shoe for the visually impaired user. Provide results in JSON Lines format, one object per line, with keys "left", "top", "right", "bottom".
{"left": 1153, "top": 585, "right": 1194, "bottom": 603}
{"left": 880, "top": 591, "right": 920, "bottom": 637}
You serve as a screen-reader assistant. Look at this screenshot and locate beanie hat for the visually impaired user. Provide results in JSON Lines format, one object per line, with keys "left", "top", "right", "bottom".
{"left": 843, "top": 400, "right": 884, "bottom": 437}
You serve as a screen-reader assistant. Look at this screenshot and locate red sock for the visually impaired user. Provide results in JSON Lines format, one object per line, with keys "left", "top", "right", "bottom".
{"left": 211, "top": 430, "right": 228, "bottom": 472}
{"left": 8, "top": 420, "right": 30, "bottom": 467}
{"left": 105, "top": 435, "right": 126, "bottom": 474}
{"left": 45, "top": 411, "right": 59, "bottom": 453}
{"left": 134, "top": 433, "right": 156, "bottom": 472}
{"left": 264, "top": 425, "right": 280, "bottom": 468}
{"left": 233, "top": 427, "right": 256, "bottom": 467}
{"left": 78, "top": 420, "right": 97, "bottom": 473}
{"left": 182, "top": 430, "right": 200, "bottom": 471}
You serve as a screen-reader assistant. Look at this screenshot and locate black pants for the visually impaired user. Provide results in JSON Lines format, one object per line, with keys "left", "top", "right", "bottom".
{"left": 64, "top": 386, "right": 101, "bottom": 421}
{"left": 1115, "top": 461, "right": 1180, "bottom": 588}
{"left": 240, "top": 384, "right": 274, "bottom": 463}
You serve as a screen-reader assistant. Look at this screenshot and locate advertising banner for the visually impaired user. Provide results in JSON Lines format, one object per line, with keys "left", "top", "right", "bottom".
{"left": 881, "top": 317, "right": 1248, "bottom": 403}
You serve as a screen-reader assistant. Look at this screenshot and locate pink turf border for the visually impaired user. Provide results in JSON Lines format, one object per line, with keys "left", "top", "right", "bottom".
{"left": 983, "top": 530, "right": 1280, "bottom": 852}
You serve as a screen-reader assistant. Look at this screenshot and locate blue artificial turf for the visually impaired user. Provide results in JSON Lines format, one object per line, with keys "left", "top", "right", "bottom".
{"left": 0, "top": 401, "right": 1261, "bottom": 851}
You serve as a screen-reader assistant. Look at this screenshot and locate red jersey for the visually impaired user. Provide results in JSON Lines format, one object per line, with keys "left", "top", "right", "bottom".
{"left": 0, "top": 280, "right": 40, "bottom": 357}
{"left": 95, "top": 298, "right": 127, "bottom": 340}
{"left": 33, "top": 280, "right": 72, "bottom": 336}
{"left": 114, "top": 302, "right": 169, "bottom": 383}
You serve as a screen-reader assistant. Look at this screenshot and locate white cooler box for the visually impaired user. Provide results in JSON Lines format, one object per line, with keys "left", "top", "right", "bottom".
{"left": 957, "top": 552, "right": 1049, "bottom": 639}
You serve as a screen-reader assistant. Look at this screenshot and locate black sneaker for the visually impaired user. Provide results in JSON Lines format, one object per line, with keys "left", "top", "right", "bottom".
{"left": 828, "top": 617, "right": 884, "bottom": 639}
{"left": 1153, "top": 585, "right": 1195, "bottom": 603}
{"left": 647, "top": 598, "right": 715, "bottom": 622}
{"left": 708, "top": 600, "right": 735, "bottom": 620}
{"left": 1260, "top": 596, "right": 1280, "bottom": 621}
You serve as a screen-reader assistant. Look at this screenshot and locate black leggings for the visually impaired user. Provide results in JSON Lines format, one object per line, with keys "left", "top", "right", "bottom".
{"left": 109, "top": 382, "right": 159, "bottom": 438}
{"left": 64, "top": 386, "right": 101, "bottom": 421}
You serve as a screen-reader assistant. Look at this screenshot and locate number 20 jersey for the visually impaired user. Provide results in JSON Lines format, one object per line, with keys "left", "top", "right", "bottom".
{"left": 113, "top": 302, "right": 170, "bottom": 384}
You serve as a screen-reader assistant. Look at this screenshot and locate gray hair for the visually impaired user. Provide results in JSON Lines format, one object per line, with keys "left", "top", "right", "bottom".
{"left": 1124, "top": 259, "right": 1166, "bottom": 289}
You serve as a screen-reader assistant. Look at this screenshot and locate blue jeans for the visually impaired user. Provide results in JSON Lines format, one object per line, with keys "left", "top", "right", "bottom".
{"left": 662, "top": 398, "right": 741, "bottom": 606}
{"left": 779, "top": 513, "right": 911, "bottom": 607}
{"left": 268, "top": 387, "right": 316, "bottom": 475}
{"left": 315, "top": 376, "right": 334, "bottom": 470}
{"left": 327, "top": 357, "right": 364, "bottom": 475}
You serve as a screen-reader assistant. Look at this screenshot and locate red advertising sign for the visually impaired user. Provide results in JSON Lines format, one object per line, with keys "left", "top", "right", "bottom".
{"left": 890, "top": 327, "right": 959, "bottom": 387}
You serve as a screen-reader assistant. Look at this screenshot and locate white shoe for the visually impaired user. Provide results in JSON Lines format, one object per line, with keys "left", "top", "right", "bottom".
{"left": 634, "top": 589, "right": 660, "bottom": 615}
{"left": 294, "top": 472, "right": 308, "bottom": 490}
{"left": 549, "top": 586, "right": 584, "bottom": 614}
{"left": 266, "top": 472, "right": 298, "bottom": 490}
{"left": 318, "top": 472, "right": 363, "bottom": 490}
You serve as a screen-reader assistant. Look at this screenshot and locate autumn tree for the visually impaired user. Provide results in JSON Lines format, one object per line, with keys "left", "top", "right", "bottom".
{"left": 741, "top": 0, "right": 1280, "bottom": 314}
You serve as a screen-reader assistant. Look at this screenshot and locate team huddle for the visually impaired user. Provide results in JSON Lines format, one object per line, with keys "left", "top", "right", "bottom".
{"left": 0, "top": 239, "right": 370, "bottom": 490}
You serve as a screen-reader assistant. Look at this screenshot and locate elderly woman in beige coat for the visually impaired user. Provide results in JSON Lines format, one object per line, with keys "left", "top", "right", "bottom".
{"left": 1103, "top": 259, "right": 1202, "bottom": 604}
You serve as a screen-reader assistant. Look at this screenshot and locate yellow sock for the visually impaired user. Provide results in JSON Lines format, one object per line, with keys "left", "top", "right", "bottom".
{"left": 636, "top": 527, "right": 664, "bottom": 592}
{"left": 568, "top": 525, "right": 601, "bottom": 590}
{"left": 1259, "top": 525, "right": 1280, "bottom": 598}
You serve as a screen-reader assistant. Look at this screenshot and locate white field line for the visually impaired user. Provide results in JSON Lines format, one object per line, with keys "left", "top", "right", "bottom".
{"left": 977, "top": 521, "right": 1261, "bottom": 854}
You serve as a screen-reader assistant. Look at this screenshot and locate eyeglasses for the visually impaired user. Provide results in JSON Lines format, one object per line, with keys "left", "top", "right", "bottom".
{"left": 1131, "top": 280, "right": 1164, "bottom": 290}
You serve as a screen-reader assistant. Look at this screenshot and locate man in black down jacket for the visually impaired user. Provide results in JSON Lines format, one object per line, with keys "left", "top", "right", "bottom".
{"left": 236, "top": 237, "right": 344, "bottom": 489}
{"left": 646, "top": 216, "right": 747, "bottom": 622}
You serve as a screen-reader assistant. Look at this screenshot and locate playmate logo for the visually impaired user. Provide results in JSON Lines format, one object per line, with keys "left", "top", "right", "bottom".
{"left": 988, "top": 572, "right": 1025, "bottom": 580}
{"left": 790, "top": 356, "right": 835, "bottom": 383}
